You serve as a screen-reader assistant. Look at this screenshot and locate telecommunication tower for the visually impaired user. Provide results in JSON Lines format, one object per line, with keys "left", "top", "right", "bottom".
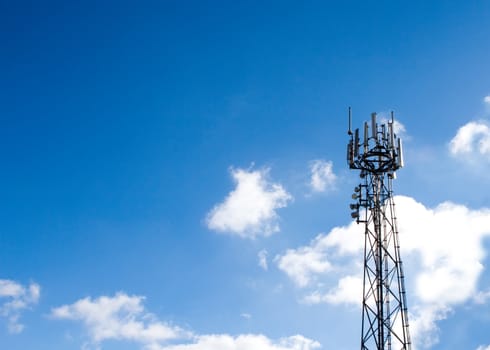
{"left": 347, "top": 108, "right": 411, "bottom": 350}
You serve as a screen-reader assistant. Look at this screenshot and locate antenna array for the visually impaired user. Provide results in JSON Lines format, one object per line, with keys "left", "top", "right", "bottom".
{"left": 348, "top": 110, "right": 403, "bottom": 176}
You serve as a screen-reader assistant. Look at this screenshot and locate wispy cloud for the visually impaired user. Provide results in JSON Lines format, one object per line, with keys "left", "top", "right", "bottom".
{"left": 51, "top": 292, "right": 320, "bottom": 350}
{"left": 206, "top": 167, "right": 292, "bottom": 238}
{"left": 473, "top": 289, "right": 490, "bottom": 304}
{"left": 484, "top": 95, "right": 490, "bottom": 107}
{"left": 258, "top": 249, "right": 269, "bottom": 270}
{"left": 276, "top": 195, "right": 490, "bottom": 348}
{"left": 0, "top": 279, "right": 40, "bottom": 334}
{"left": 309, "top": 160, "right": 337, "bottom": 193}
{"left": 378, "top": 112, "right": 408, "bottom": 138}
{"left": 240, "top": 312, "right": 252, "bottom": 320}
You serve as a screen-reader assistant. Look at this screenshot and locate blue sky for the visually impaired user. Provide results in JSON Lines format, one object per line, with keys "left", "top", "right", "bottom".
{"left": 1, "top": 1, "right": 490, "bottom": 349}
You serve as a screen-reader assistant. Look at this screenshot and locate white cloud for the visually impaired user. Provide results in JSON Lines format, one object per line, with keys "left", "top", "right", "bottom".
{"left": 378, "top": 113, "right": 407, "bottom": 138}
{"left": 449, "top": 121, "right": 490, "bottom": 158}
{"left": 304, "top": 275, "right": 362, "bottom": 306}
{"left": 275, "top": 223, "right": 363, "bottom": 288}
{"left": 51, "top": 293, "right": 189, "bottom": 349}
{"left": 309, "top": 160, "right": 337, "bottom": 193}
{"left": 396, "top": 196, "right": 490, "bottom": 347}
{"left": 51, "top": 293, "right": 320, "bottom": 350}
{"left": 408, "top": 304, "right": 450, "bottom": 349}
{"left": 476, "top": 346, "right": 490, "bottom": 350}
{"left": 258, "top": 249, "right": 268, "bottom": 270}
{"left": 206, "top": 167, "right": 292, "bottom": 238}
{"left": 393, "top": 119, "right": 406, "bottom": 136}
{"left": 276, "top": 195, "right": 490, "bottom": 348}
{"left": 275, "top": 245, "right": 331, "bottom": 288}
{"left": 0, "top": 279, "right": 40, "bottom": 334}
{"left": 160, "top": 334, "right": 320, "bottom": 350}
{"left": 484, "top": 95, "right": 490, "bottom": 106}
{"left": 395, "top": 196, "right": 490, "bottom": 305}
{"left": 473, "top": 289, "right": 490, "bottom": 304}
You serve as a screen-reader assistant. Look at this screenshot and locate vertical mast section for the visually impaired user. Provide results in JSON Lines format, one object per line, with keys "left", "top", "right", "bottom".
{"left": 347, "top": 109, "right": 411, "bottom": 350}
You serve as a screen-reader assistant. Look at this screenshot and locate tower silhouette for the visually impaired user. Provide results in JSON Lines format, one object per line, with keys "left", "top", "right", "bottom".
{"left": 347, "top": 109, "right": 411, "bottom": 350}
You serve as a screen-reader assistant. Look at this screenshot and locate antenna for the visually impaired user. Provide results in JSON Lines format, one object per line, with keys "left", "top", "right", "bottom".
{"left": 346, "top": 111, "right": 411, "bottom": 350}
{"left": 388, "top": 121, "right": 394, "bottom": 148}
{"left": 348, "top": 107, "right": 352, "bottom": 135}
{"left": 371, "top": 112, "right": 377, "bottom": 139}
{"left": 354, "top": 128, "right": 359, "bottom": 157}
{"left": 398, "top": 137, "right": 404, "bottom": 168}
{"left": 363, "top": 121, "right": 368, "bottom": 151}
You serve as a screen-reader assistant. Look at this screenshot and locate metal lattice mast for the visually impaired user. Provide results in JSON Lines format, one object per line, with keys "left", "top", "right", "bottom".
{"left": 347, "top": 109, "right": 411, "bottom": 350}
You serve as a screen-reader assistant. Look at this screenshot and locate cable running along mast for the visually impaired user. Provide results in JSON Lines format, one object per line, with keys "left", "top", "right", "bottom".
{"left": 347, "top": 109, "right": 411, "bottom": 350}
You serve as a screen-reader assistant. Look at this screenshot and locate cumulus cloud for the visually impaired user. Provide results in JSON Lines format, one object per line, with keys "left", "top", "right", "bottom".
{"left": 275, "top": 223, "right": 362, "bottom": 288}
{"left": 395, "top": 196, "right": 490, "bottom": 304}
{"left": 160, "top": 334, "right": 320, "bottom": 350}
{"left": 309, "top": 160, "right": 337, "bottom": 193}
{"left": 449, "top": 121, "right": 490, "bottom": 158}
{"left": 0, "top": 279, "right": 40, "bottom": 333}
{"left": 51, "top": 293, "right": 320, "bottom": 350}
{"left": 206, "top": 167, "right": 292, "bottom": 238}
{"left": 50, "top": 293, "right": 188, "bottom": 349}
{"left": 276, "top": 195, "right": 490, "bottom": 348}
{"left": 476, "top": 346, "right": 490, "bottom": 350}
{"left": 396, "top": 196, "right": 490, "bottom": 347}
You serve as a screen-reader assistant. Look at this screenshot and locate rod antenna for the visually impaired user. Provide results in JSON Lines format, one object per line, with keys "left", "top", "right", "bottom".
{"left": 348, "top": 107, "right": 352, "bottom": 135}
